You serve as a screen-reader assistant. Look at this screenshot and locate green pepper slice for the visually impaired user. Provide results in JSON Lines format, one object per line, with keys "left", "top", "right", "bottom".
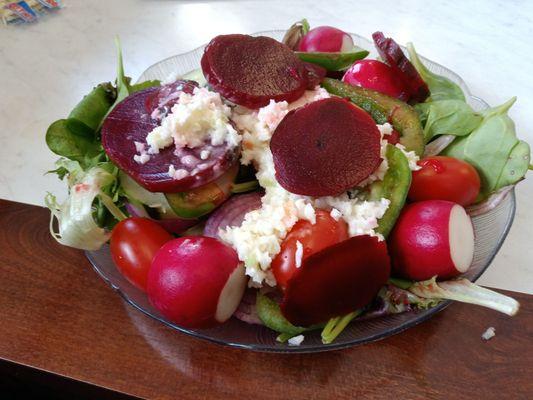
{"left": 165, "top": 165, "right": 238, "bottom": 219}
{"left": 370, "top": 144, "right": 412, "bottom": 237}
{"left": 295, "top": 49, "right": 369, "bottom": 71}
{"left": 321, "top": 78, "right": 425, "bottom": 156}
{"left": 256, "top": 292, "right": 322, "bottom": 336}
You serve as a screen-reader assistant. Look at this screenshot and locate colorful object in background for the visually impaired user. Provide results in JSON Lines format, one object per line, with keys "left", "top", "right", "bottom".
{"left": 1, "top": 0, "right": 61, "bottom": 24}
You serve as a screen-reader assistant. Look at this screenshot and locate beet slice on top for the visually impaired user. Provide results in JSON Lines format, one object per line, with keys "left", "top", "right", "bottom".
{"left": 372, "top": 32, "right": 430, "bottom": 103}
{"left": 201, "top": 34, "right": 312, "bottom": 109}
{"left": 101, "top": 81, "right": 239, "bottom": 193}
{"left": 270, "top": 97, "right": 382, "bottom": 196}
{"left": 281, "top": 235, "right": 391, "bottom": 327}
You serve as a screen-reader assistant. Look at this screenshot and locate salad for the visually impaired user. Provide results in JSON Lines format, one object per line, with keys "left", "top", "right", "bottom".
{"left": 45, "top": 20, "right": 530, "bottom": 345}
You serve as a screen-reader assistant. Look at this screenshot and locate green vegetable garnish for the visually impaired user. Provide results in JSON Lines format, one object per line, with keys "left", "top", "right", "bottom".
{"left": 296, "top": 49, "right": 369, "bottom": 71}
{"left": 370, "top": 144, "right": 412, "bottom": 237}
{"left": 321, "top": 77, "right": 425, "bottom": 156}
{"left": 406, "top": 43, "right": 465, "bottom": 102}
{"left": 256, "top": 292, "right": 310, "bottom": 336}
{"left": 415, "top": 99, "right": 482, "bottom": 143}
{"left": 443, "top": 97, "right": 530, "bottom": 196}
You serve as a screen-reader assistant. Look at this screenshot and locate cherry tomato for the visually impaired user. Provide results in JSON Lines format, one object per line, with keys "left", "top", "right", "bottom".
{"left": 408, "top": 156, "right": 481, "bottom": 206}
{"left": 110, "top": 218, "right": 173, "bottom": 291}
{"left": 342, "top": 60, "right": 407, "bottom": 99}
{"left": 271, "top": 210, "right": 349, "bottom": 291}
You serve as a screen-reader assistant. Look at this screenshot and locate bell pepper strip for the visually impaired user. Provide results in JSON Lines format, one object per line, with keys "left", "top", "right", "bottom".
{"left": 321, "top": 77, "right": 425, "bottom": 156}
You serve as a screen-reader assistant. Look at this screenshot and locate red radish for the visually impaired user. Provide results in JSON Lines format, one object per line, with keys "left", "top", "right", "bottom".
{"left": 389, "top": 200, "right": 474, "bottom": 281}
{"left": 281, "top": 235, "right": 391, "bottom": 327}
{"left": 298, "top": 26, "right": 354, "bottom": 53}
{"left": 147, "top": 236, "right": 247, "bottom": 328}
{"left": 342, "top": 60, "right": 408, "bottom": 100}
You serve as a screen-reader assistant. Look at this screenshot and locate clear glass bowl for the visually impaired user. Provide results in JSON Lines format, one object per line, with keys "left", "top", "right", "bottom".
{"left": 86, "top": 31, "right": 516, "bottom": 353}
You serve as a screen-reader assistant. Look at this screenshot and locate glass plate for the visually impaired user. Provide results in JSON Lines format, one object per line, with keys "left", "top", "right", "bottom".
{"left": 86, "top": 31, "right": 516, "bottom": 353}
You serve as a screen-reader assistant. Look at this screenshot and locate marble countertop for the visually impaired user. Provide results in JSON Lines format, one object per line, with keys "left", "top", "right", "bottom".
{"left": 0, "top": 0, "right": 531, "bottom": 294}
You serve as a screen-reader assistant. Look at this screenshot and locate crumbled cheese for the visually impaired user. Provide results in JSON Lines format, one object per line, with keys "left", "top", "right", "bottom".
{"left": 395, "top": 143, "right": 421, "bottom": 171}
{"left": 482, "top": 327, "right": 496, "bottom": 341}
{"left": 314, "top": 195, "right": 390, "bottom": 239}
{"left": 221, "top": 88, "right": 391, "bottom": 286}
{"left": 200, "top": 150, "right": 211, "bottom": 160}
{"left": 145, "top": 87, "right": 241, "bottom": 154}
{"left": 288, "top": 334, "right": 305, "bottom": 346}
{"left": 133, "top": 141, "right": 151, "bottom": 165}
{"left": 330, "top": 208, "right": 342, "bottom": 221}
{"left": 358, "top": 123, "right": 391, "bottom": 186}
{"left": 168, "top": 164, "right": 189, "bottom": 180}
{"left": 295, "top": 240, "right": 303, "bottom": 269}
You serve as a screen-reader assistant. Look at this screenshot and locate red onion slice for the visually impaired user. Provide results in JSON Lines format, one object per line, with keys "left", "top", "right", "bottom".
{"left": 423, "top": 134, "right": 455, "bottom": 157}
{"left": 204, "top": 192, "right": 262, "bottom": 238}
{"left": 125, "top": 202, "right": 198, "bottom": 234}
{"left": 233, "top": 288, "right": 262, "bottom": 325}
{"left": 467, "top": 185, "right": 514, "bottom": 217}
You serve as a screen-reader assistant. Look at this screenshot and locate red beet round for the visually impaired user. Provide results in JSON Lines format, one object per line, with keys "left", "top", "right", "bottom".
{"left": 302, "top": 62, "right": 327, "bottom": 89}
{"left": 281, "top": 235, "right": 391, "bottom": 327}
{"left": 372, "top": 32, "right": 430, "bottom": 103}
{"left": 270, "top": 97, "right": 382, "bottom": 196}
{"left": 201, "top": 34, "right": 309, "bottom": 109}
{"left": 101, "top": 82, "right": 239, "bottom": 193}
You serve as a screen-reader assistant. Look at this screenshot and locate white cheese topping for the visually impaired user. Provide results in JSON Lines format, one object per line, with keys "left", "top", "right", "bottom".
{"left": 144, "top": 87, "right": 241, "bottom": 155}
{"left": 133, "top": 141, "right": 151, "bottom": 165}
{"left": 220, "top": 88, "right": 392, "bottom": 286}
{"left": 482, "top": 326, "right": 496, "bottom": 341}
{"left": 288, "top": 334, "right": 305, "bottom": 346}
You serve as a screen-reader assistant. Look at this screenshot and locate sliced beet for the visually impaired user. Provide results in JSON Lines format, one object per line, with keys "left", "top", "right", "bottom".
{"left": 101, "top": 82, "right": 239, "bottom": 193}
{"left": 270, "top": 97, "right": 382, "bottom": 196}
{"left": 201, "top": 34, "right": 308, "bottom": 109}
{"left": 302, "top": 62, "right": 327, "bottom": 89}
{"left": 281, "top": 235, "right": 391, "bottom": 327}
{"left": 372, "top": 32, "right": 430, "bottom": 103}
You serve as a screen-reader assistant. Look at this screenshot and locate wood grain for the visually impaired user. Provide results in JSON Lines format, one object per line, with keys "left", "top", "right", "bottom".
{"left": 0, "top": 199, "right": 532, "bottom": 400}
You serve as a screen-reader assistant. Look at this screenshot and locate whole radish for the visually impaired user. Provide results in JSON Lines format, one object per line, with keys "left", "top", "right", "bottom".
{"left": 343, "top": 60, "right": 408, "bottom": 99}
{"left": 147, "top": 236, "right": 247, "bottom": 328}
{"left": 298, "top": 26, "right": 354, "bottom": 53}
{"left": 389, "top": 200, "right": 475, "bottom": 281}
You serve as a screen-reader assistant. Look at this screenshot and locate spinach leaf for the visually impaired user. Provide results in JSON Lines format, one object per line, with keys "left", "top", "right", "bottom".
{"left": 68, "top": 84, "right": 115, "bottom": 136}
{"left": 443, "top": 97, "right": 528, "bottom": 195}
{"left": 407, "top": 43, "right": 465, "bottom": 102}
{"left": 495, "top": 140, "right": 530, "bottom": 188}
{"left": 46, "top": 119, "right": 102, "bottom": 166}
{"left": 415, "top": 99, "right": 482, "bottom": 142}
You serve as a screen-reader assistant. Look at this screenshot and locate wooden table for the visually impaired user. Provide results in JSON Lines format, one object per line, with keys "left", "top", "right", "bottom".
{"left": 0, "top": 199, "right": 531, "bottom": 399}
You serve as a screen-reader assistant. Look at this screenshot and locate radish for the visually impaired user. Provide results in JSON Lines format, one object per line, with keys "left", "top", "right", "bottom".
{"left": 298, "top": 26, "right": 354, "bottom": 53}
{"left": 342, "top": 60, "right": 408, "bottom": 100}
{"left": 147, "top": 236, "right": 247, "bottom": 328}
{"left": 389, "top": 200, "right": 474, "bottom": 280}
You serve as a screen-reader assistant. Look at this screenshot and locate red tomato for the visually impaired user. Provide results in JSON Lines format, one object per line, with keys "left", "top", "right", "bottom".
{"left": 271, "top": 210, "right": 349, "bottom": 291}
{"left": 408, "top": 156, "right": 481, "bottom": 206}
{"left": 110, "top": 218, "right": 173, "bottom": 291}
